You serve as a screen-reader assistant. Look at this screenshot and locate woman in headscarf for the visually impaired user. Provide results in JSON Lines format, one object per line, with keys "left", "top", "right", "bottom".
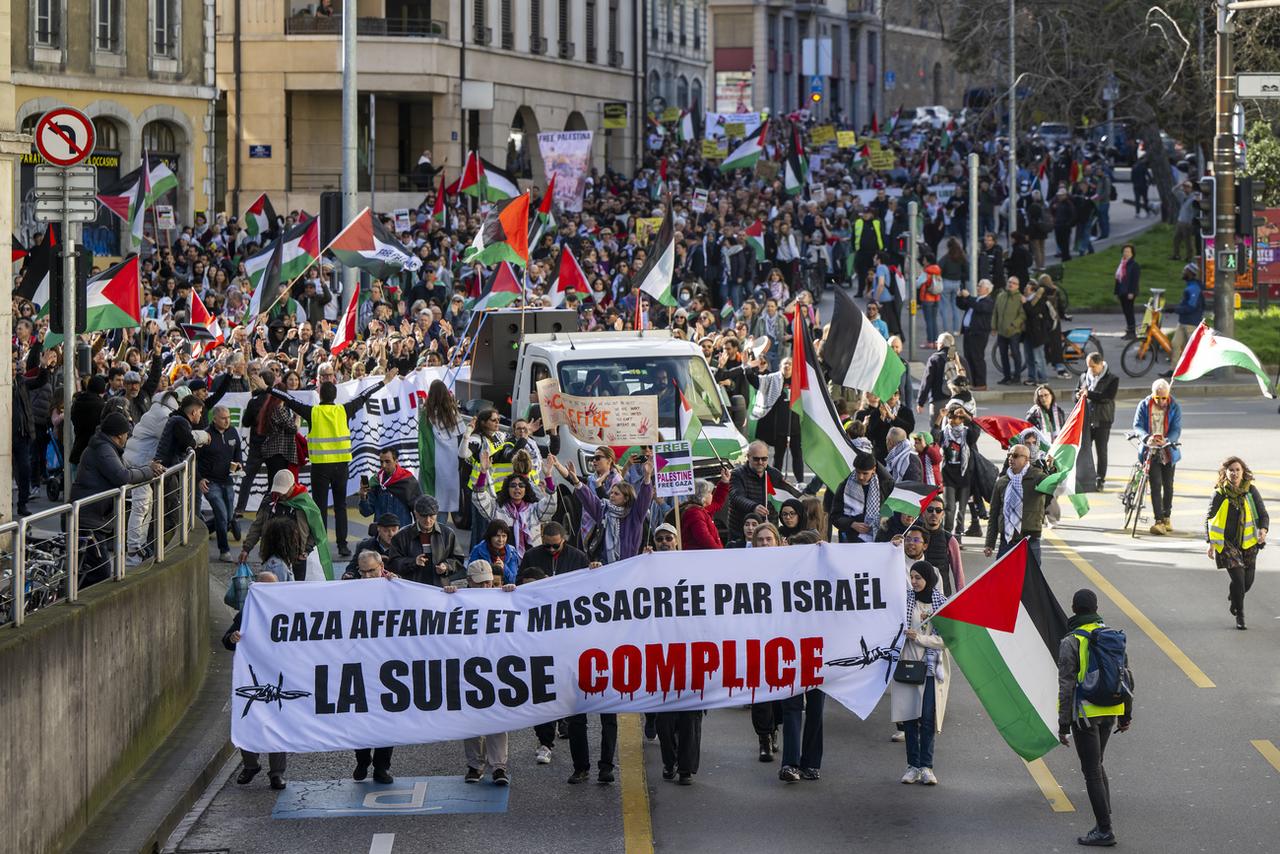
{"left": 727, "top": 511, "right": 766, "bottom": 549}
{"left": 1206, "top": 457, "right": 1269, "bottom": 630}
{"left": 777, "top": 498, "right": 807, "bottom": 541}
{"left": 891, "top": 560, "right": 950, "bottom": 786}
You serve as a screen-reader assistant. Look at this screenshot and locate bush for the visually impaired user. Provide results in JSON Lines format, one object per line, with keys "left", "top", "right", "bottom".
{"left": 1235, "top": 307, "right": 1280, "bottom": 366}
{"left": 1057, "top": 224, "right": 1188, "bottom": 311}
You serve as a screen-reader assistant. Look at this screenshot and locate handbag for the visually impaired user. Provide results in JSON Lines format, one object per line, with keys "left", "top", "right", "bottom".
{"left": 893, "top": 659, "right": 928, "bottom": 684}
{"left": 224, "top": 562, "right": 255, "bottom": 610}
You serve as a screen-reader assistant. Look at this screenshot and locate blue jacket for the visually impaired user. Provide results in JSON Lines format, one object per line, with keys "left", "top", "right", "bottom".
{"left": 467, "top": 541, "right": 520, "bottom": 584}
{"left": 1132, "top": 394, "right": 1182, "bottom": 464}
{"left": 1173, "top": 280, "right": 1204, "bottom": 326}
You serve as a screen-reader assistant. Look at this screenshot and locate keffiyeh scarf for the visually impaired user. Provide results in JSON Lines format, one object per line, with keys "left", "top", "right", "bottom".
{"left": 603, "top": 502, "right": 627, "bottom": 564}
{"left": 1002, "top": 467, "right": 1026, "bottom": 541}
{"left": 886, "top": 440, "right": 914, "bottom": 481}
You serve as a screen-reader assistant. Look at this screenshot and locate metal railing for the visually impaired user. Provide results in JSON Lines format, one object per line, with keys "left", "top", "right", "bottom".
{"left": 283, "top": 16, "right": 448, "bottom": 38}
{"left": 1, "top": 453, "right": 199, "bottom": 629}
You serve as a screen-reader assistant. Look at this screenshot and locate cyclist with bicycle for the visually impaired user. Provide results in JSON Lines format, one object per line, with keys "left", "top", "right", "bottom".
{"left": 1168, "top": 263, "right": 1205, "bottom": 373}
{"left": 1131, "top": 379, "right": 1182, "bottom": 536}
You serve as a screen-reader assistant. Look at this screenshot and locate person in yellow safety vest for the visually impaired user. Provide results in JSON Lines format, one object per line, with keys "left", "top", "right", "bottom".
{"left": 1205, "top": 455, "right": 1269, "bottom": 630}
{"left": 269, "top": 367, "right": 398, "bottom": 558}
{"left": 851, "top": 208, "right": 885, "bottom": 297}
{"left": 464, "top": 407, "right": 515, "bottom": 534}
{"left": 1056, "top": 588, "right": 1132, "bottom": 849}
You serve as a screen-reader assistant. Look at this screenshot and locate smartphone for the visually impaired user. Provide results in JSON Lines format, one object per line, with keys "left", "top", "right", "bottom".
{"left": 360, "top": 475, "right": 370, "bottom": 488}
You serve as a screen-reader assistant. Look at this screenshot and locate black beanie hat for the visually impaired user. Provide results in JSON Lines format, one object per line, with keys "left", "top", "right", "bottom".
{"left": 1072, "top": 588, "right": 1099, "bottom": 614}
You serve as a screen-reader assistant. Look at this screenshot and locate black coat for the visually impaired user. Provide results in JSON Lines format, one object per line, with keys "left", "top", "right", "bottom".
{"left": 727, "top": 464, "right": 801, "bottom": 539}
{"left": 1114, "top": 258, "right": 1140, "bottom": 298}
{"left": 827, "top": 465, "right": 895, "bottom": 539}
{"left": 520, "top": 542, "right": 591, "bottom": 577}
{"left": 385, "top": 523, "right": 465, "bottom": 585}
{"left": 1083, "top": 371, "right": 1119, "bottom": 427}
{"left": 957, "top": 293, "right": 994, "bottom": 337}
{"left": 71, "top": 431, "right": 153, "bottom": 529}
{"left": 918, "top": 347, "right": 952, "bottom": 410}
{"left": 69, "top": 391, "right": 106, "bottom": 465}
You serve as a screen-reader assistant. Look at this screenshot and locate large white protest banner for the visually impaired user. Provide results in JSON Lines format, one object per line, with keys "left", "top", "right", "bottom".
{"left": 704, "top": 111, "right": 763, "bottom": 141}
{"left": 537, "top": 131, "right": 594, "bottom": 213}
{"left": 231, "top": 543, "right": 907, "bottom": 753}
{"left": 218, "top": 366, "right": 469, "bottom": 509}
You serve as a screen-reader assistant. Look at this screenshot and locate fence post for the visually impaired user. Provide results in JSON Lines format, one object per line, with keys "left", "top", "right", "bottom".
{"left": 180, "top": 462, "right": 190, "bottom": 547}
{"left": 13, "top": 520, "right": 27, "bottom": 628}
{"left": 67, "top": 504, "right": 81, "bottom": 602}
{"left": 154, "top": 475, "right": 166, "bottom": 565}
{"left": 114, "top": 487, "right": 128, "bottom": 579}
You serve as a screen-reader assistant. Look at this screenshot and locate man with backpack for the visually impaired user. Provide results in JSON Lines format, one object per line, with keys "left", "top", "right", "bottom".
{"left": 1057, "top": 588, "right": 1134, "bottom": 848}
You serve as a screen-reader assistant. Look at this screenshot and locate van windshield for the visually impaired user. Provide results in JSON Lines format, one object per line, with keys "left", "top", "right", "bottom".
{"left": 557, "top": 355, "right": 727, "bottom": 430}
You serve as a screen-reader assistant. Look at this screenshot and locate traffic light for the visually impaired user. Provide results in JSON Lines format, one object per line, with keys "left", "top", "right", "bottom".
{"left": 47, "top": 245, "right": 92, "bottom": 335}
{"left": 1194, "top": 176, "right": 1216, "bottom": 240}
{"left": 1236, "top": 175, "right": 1266, "bottom": 238}
{"left": 810, "top": 91, "right": 822, "bottom": 104}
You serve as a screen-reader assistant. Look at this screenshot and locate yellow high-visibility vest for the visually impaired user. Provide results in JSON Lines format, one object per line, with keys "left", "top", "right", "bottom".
{"left": 1208, "top": 489, "right": 1258, "bottom": 553}
{"left": 854, "top": 218, "right": 885, "bottom": 251}
{"left": 1074, "top": 622, "right": 1125, "bottom": 718}
{"left": 467, "top": 435, "right": 514, "bottom": 489}
{"left": 308, "top": 404, "right": 352, "bottom": 464}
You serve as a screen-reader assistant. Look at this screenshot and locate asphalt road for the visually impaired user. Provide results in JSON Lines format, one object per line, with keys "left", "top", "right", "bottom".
{"left": 166, "top": 395, "right": 1280, "bottom": 854}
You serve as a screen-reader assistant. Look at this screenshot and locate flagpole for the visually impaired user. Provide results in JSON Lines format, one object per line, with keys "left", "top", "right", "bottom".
{"left": 444, "top": 308, "right": 484, "bottom": 391}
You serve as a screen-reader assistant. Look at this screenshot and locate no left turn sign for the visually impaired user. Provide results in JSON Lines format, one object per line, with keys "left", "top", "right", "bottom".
{"left": 34, "top": 107, "right": 95, "bottom": 168}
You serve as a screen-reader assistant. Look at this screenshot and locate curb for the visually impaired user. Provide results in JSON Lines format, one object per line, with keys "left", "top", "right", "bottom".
{"left": 973, "top": 382, "right": 1261, "bottom": 405}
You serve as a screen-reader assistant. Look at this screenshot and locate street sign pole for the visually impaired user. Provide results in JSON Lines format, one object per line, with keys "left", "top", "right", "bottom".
{"left": 1214, "top": 0, "right": 1238, "bottom": 339}
{"left": 62, "top": 177, "right": 76, "bottom": 495}
{"left": 907, "top": 200, "right": 919, "bottom": 356}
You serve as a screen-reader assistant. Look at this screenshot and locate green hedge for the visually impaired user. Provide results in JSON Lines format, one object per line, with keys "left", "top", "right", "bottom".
{"left": 1236, "top": 307, "right": 1280, "bottom": 366}
{"left": 1058, "top": 224, "right": 1189, "bottom": 311}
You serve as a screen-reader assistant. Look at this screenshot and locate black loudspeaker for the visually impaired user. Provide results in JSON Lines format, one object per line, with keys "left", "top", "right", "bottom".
{"left": 319, "top": 191, "right": 343, "bottom": 248}
{"left": 469, "top": 309, "right": 579, "bottom": 385}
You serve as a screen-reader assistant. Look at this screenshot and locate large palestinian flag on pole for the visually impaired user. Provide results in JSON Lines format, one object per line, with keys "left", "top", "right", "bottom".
{"left": 790, "top": 307, "right": 858, "bottom": 490}
{"left": 548, "top": 244, "right": 589, "bottom": 307}
{"left": 529, "top": 174, "right": 557, "bottom": 247}
{"left": 881, "top": 482, "right": 942, "bottom": 519}
{"left": 820, "top": 288, "right": 906, "bottom": 401}
{"left": 330, "top": 282, "right": 359, "bottom": 354}
{"left": 464, "top": 193, "right": 530, "bottom": 267}
{"left": 243, "top": 239, "right": 281, "bottom": 321}
{"left": 143, "top": 152, "right": 179, "bottom": 208}
{"left": 329, "top": 208, "right": 423, "bottom": 279}
{"left": 15, "top": 224, "right": 57, "bottom": 312}
{"left": 418, "top": 412, "right": 463, "bottom": 513}
{"left": 470, "top": 262, "right": 523, "bottom": 311}
{"left": 1172, "top": 321, "right": 1274, "bottom": 398}
{"left": 744, "top": 220, "right": 766, "bottom": 261}
{"left": 1035, "top": 394, "right": 1089, "bottom": 516}
{"left": 635, "top": 197, "right": 677, "bottom": 306}
{"left": 280, "top": 216, "right": 322, "bottom": 281}
{"left": 280, "top": 485, "right": 335, "bottom": 581}
{"left": 719, "top": 120, "right": 768, "bottom": 173}
{"left": 84, "top": 255, "right": 142, "bottom": 333}
{"left": 96, "top": 166, "right": 146, "bottom": 251}
{"left": 459, "top": 152, "right": 520, "bottom": 202}
{"left": 931, "top": 539, "right": 1069, "bottom": 762}
{"left": 244, "top": 192, "right": 278, "bottom": 239}
{"left": 784, "top": 125, "right": 809, "bottom": 196}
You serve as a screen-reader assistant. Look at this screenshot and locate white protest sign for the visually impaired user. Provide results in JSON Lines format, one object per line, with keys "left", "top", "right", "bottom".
{"left": 231, "top": 543, "right": 907, "bottom": 753}
{"left": 654, "top": 440, "right": 695, "bottom": 497}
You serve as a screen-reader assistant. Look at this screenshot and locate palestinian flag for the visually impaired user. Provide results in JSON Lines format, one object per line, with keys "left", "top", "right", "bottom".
{"left": 1173, "top": 321, "right": 1275, "bottom": 398}
{"left": 418, "top": 409, "right": 463, "bottom": 512}
{"left": 820, "top": 288, "right": 906, "bottom": 401}
{"left": 784, "top": 126, "right": 809, "bottom": 196}
{"left": 931, "top": 539, "right": 1069, "bottom": 762}
{"left": 856, "top": 144, "right": 872, "bottom": 163}
{"left": 549, "top": 244, "right": 588, "bottom": 307}
{"left": 187, "top": 290, "right": 224, "bottom": 352}
{"left": 281, "top": 485, "right": 335, "bottom": 581}
{"left": 635, "top": 197, "right": 677, "bottom": 306}
{"left": 719, "top": 120, "right": 768, "bottom": 173}
{"left": 678, "top": 110, "right": 695, "bottom": 143}
{"left": 1034, "top": 394, "right": 1090, "bottom": 516}
{"left": 464, "top": 193, "right": 530, "bottom": 267}
{"left": 790, "top": 307, "right": 858, "bottom": 489}
{"left": 459, "top": 152, "right": 520, "bottom": 202}
{"left": 885, "top": 105, "right": 903, "bottom": 135}
{"left": 280, "top": 216, "right": 321, "bottom": 281}
{"left": 243, "top": 239, "right": 281, "bottom": 320}
{"left": 975, "top": 415, "right": 1035, "bottom": 450}
{"left": 431, "top": 174, "right": 448, "bottom": 225}
{"left": 881, "top": 482, "right": 943, "bottom": 519}
{"left": 143, "top": 152, "right": 179, "bottom": 208}
{"left": 652, "top": 158, "right": 667, "bottom": 202}
{"left": 870, "top": 112, "right": 879, "bottom": 135}
{"left": 941, "top": 124, "right": 954, "bottom": 149}
{"left": 244, "top": 193, "right": 278, "bottom": 239}
{"left": 1037, "top": 157, "right": 1051, "bottom": 200}
{"left": 529, "top": 175, "right": 556, "bottom": 246}
{"left": 12, "top": 233, "right": 26, "bottom": 265}
{"left": 331, "top": 281, "right": 359, "bottom": 354}
{"left": 96, "top": 166, "right": 146, "bottom": 251}
{"left": 720, "top": 301, "right": 736, "bottom": 320}
{"left": 745, "top": 220, "right": 766, "bottom": 261}
{"left": 16, "top": 225, "right": 57, "bottom": 312}
{"left": 764, "top": 471, "right": 784, "bottom": 512}
{"left": 84, "top": 255, "right": 142, "bottom": 333}
{"left": 471, "top": 262, "right": 523, "bottom": 311}
{"left": 329, "top": 207, "right": 423, "bottom": 278}
{"left": 677, "top": 384, "right": 703, "bottom": 444}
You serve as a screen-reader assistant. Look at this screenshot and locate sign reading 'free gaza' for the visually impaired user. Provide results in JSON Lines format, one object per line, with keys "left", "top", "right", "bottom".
{"left": 231, "top": 544, "right": 908, "bottom": 753}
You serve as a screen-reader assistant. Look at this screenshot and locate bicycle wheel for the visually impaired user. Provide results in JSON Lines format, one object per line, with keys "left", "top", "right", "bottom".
{"left": 1129, "top": 470, "right": 1148, "bottom": 538}
{"left": 1121, "top": 337, "right": 1156, "bottom": 377}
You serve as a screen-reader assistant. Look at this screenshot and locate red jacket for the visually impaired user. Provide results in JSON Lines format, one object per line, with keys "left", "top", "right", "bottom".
{"left": 679, "top": 481, "right": 729, "bottom": 550}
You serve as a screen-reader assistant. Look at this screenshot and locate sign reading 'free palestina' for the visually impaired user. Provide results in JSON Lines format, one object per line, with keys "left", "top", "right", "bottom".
{"left": 231, "top": 544, "right": 908, "bottom": 753}
{"left": 535, "top": 377, "right": 659, "bottom": 444}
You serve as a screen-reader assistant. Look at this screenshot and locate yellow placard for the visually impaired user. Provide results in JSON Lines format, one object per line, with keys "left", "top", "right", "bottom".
{"left": 870, "top": 151, "right": 896, "bottom": 171}
{"left": 662, "top": 106, "right": 682, "bottom": 123}
{"left": 866, "top": 139, "right": 882, "bottom": 152}
{"left": 635, "top": 217, "right": 664, "bottom": 244}
{"left": 603, "top": 102, "right": 628, "bottom": 129}
{"left": 724, "top": 122, "right": 746, "bottom": 138}
{"left": 701, "top": 139, "right": 726, "bottom": 159}
{"left": 810, "top": 125, "right": 835, "bottom": 146}
{"left": 837, "top": 130, "right": 858, "bottom": 148}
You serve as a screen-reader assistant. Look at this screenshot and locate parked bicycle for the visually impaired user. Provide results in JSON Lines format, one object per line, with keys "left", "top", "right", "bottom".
{"left": 1120, "top": 288, "right": 1174, "bottom": 377}
{"left": 1061, "top": 327, "right": 1104, "bottom": 376}
{"left": 1119, "top": 431, "right": 1181, "bottom": 538}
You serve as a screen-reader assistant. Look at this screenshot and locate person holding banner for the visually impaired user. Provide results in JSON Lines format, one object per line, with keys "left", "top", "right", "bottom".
{"left": 385, "top": 495, "right": 465, "bottom": 585}
{"left": 351, "top": 551, "right": 398, "bottom": 784}
{"left": 222, "top": 570, "right": 288, "bottom": 791}
{"left": 677, "top": 466, "right": 731, "bottom": 550}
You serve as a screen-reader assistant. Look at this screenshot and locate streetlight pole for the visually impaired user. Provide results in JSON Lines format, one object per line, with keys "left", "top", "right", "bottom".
{"left": 1007, "top": 0, "right": 1017, "bottom": 249}
{"left": 341, "top": 0, "right": 358, "bottom": 300}
{"left": 1213, "top": 0, "right": 1238, "bottom": 338}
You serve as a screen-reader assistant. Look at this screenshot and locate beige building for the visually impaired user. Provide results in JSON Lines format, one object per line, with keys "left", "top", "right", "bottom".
{"left": 11, "top": 0, "right": 216, "bottom": 255}
{"left": 216, "top": 0, "right": 644, "bottom": 216}
{"left": 708, "top": 0, "right": 970, "bottom": 130}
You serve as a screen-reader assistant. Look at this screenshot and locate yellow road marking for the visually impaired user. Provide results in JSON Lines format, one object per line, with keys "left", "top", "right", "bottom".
{"left": 1044, "top": 530, "right": 1216, "bottom": 688}
{"left": 1252, "top": 739, "right": 1280, "bottom": 773}
{"left": 1024, "top": 758, "right": 1075, "bottom": 812}
{"left": 619, "top": 714, "right": 655, "bottom": 854}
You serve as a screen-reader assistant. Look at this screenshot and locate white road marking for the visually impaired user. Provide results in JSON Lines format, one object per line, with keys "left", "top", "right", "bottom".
{"left": 370, "top": 833, "right": 396, "bottom": 854}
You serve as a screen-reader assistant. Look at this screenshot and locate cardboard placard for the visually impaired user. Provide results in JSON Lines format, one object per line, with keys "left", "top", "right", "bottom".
{"left": 692, "top": 188, "right": 709, "bottom": 214}
{"left": 701, "top": 139, "right": 727, "bottom": 159}
{"left": 536, "top": 378, "right": 659, "bottom": 444}
{"left": 393, "top": 208, "right": 411, "bottom": 233}
{"left": 810, "top": 125, "right": 836, "bottom": 146}
{"left": 837, "top": 130, "right": 858, "bottom": 149}
{"left": 724, "top": 122, "right": 746, "bottom": 138}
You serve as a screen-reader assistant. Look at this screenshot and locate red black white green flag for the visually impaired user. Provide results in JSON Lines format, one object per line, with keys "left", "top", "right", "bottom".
{"left": 464, "top": 193, "right": 531, "bottom": 267}
{"left": 548, "top": 244, "right": 588, "bottom": 307}
{"left": 329, "top": 208, "right": 423, "bottom": 279}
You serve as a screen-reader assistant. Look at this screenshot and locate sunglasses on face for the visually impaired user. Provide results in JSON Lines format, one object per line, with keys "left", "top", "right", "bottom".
{"left": 655, "top": 535, "right": 676, "bottom": 543}
{"left": 925, "top": 507, "right": 943, "bottom": 514}
{"left": 749, "top": 455, "right": 769, "bottom": 462}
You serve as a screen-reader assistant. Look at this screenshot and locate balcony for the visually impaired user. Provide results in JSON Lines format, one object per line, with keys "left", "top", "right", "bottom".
{"left": 474, "top": 25, "right": 491, "bottom": 45}
{"left": 530, "top": 34, "right": 548, "bottom": 54}
{"left": 284, "top": 16, "right": 447, "bottom": 38}
{"left": 558, "top": 40, "right": 574, "bottom": 60}
{"left": 608, "top": 48, "right": 624, "bottom": 68}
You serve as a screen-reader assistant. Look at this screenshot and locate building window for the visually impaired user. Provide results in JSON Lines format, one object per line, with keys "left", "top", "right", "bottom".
{"left": 676, "top": 76, "right": 689, "bottom": 109}
{"left": 608, "top": 0, "right": 620, "bottom": 66}
{"left": 96, "top": 0, "right": 120, "bottom": 51}
{"left": 35, "top": 0, "right": 61, "bottom": 46}
{"left": 678, "top": 2, "right": 685, "bottom": 47}
{"left": 473, "top": 0, "right": 488, "bottom": 45}
{"left": 650, "top": 0, "right": 657, "bottom": 42}
{"left": 694, "top": 6, "right": 702, "bottom": 50}
{"left": 531, "top": 0, "right": 542, "bottom": 45}
{"left": 501, "top": 0, "right": 513, "bottom": 49}
{"left": 152, "top": 0, "right": 175, "bottom": 57}
{"left": 691, "top": 78, "right": 702, "bottom": 116}
{"left": 143, "top": 121, "right": 178, "bottom": 153}
{"left": 558, "top": 0, "right": 572, "bottom": 58}
{"left": 665, "top": 0, "right": 672, "bottom": 43}
{"left": 94, "top": 117, "right": 121, "bottom": 151}
{"left": 585, "top": 0, "right": 597, "bottom": 63}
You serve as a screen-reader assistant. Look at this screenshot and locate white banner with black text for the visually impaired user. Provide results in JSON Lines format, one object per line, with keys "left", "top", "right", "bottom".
{"left": 230, "top": 543, "right": 907, "bottom": 753}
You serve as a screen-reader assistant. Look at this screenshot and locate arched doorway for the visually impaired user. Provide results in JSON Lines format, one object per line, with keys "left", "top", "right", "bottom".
{"left": 565, "top": 111, "right": 588, "bottom": 131}
{"left": 84, "top": 117, "right": 127, "bottom": 256}
{"left": 507, "top": 106, "right": 540, "bottom": 179}
{"left": 933, "top": 62, "right": 943, "bottom": 105}
{"left": 676, "top": 76, "right": 689, "bottom": 110}
{"left": 691, "top": 79, "right": 703, "bottom": 120}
